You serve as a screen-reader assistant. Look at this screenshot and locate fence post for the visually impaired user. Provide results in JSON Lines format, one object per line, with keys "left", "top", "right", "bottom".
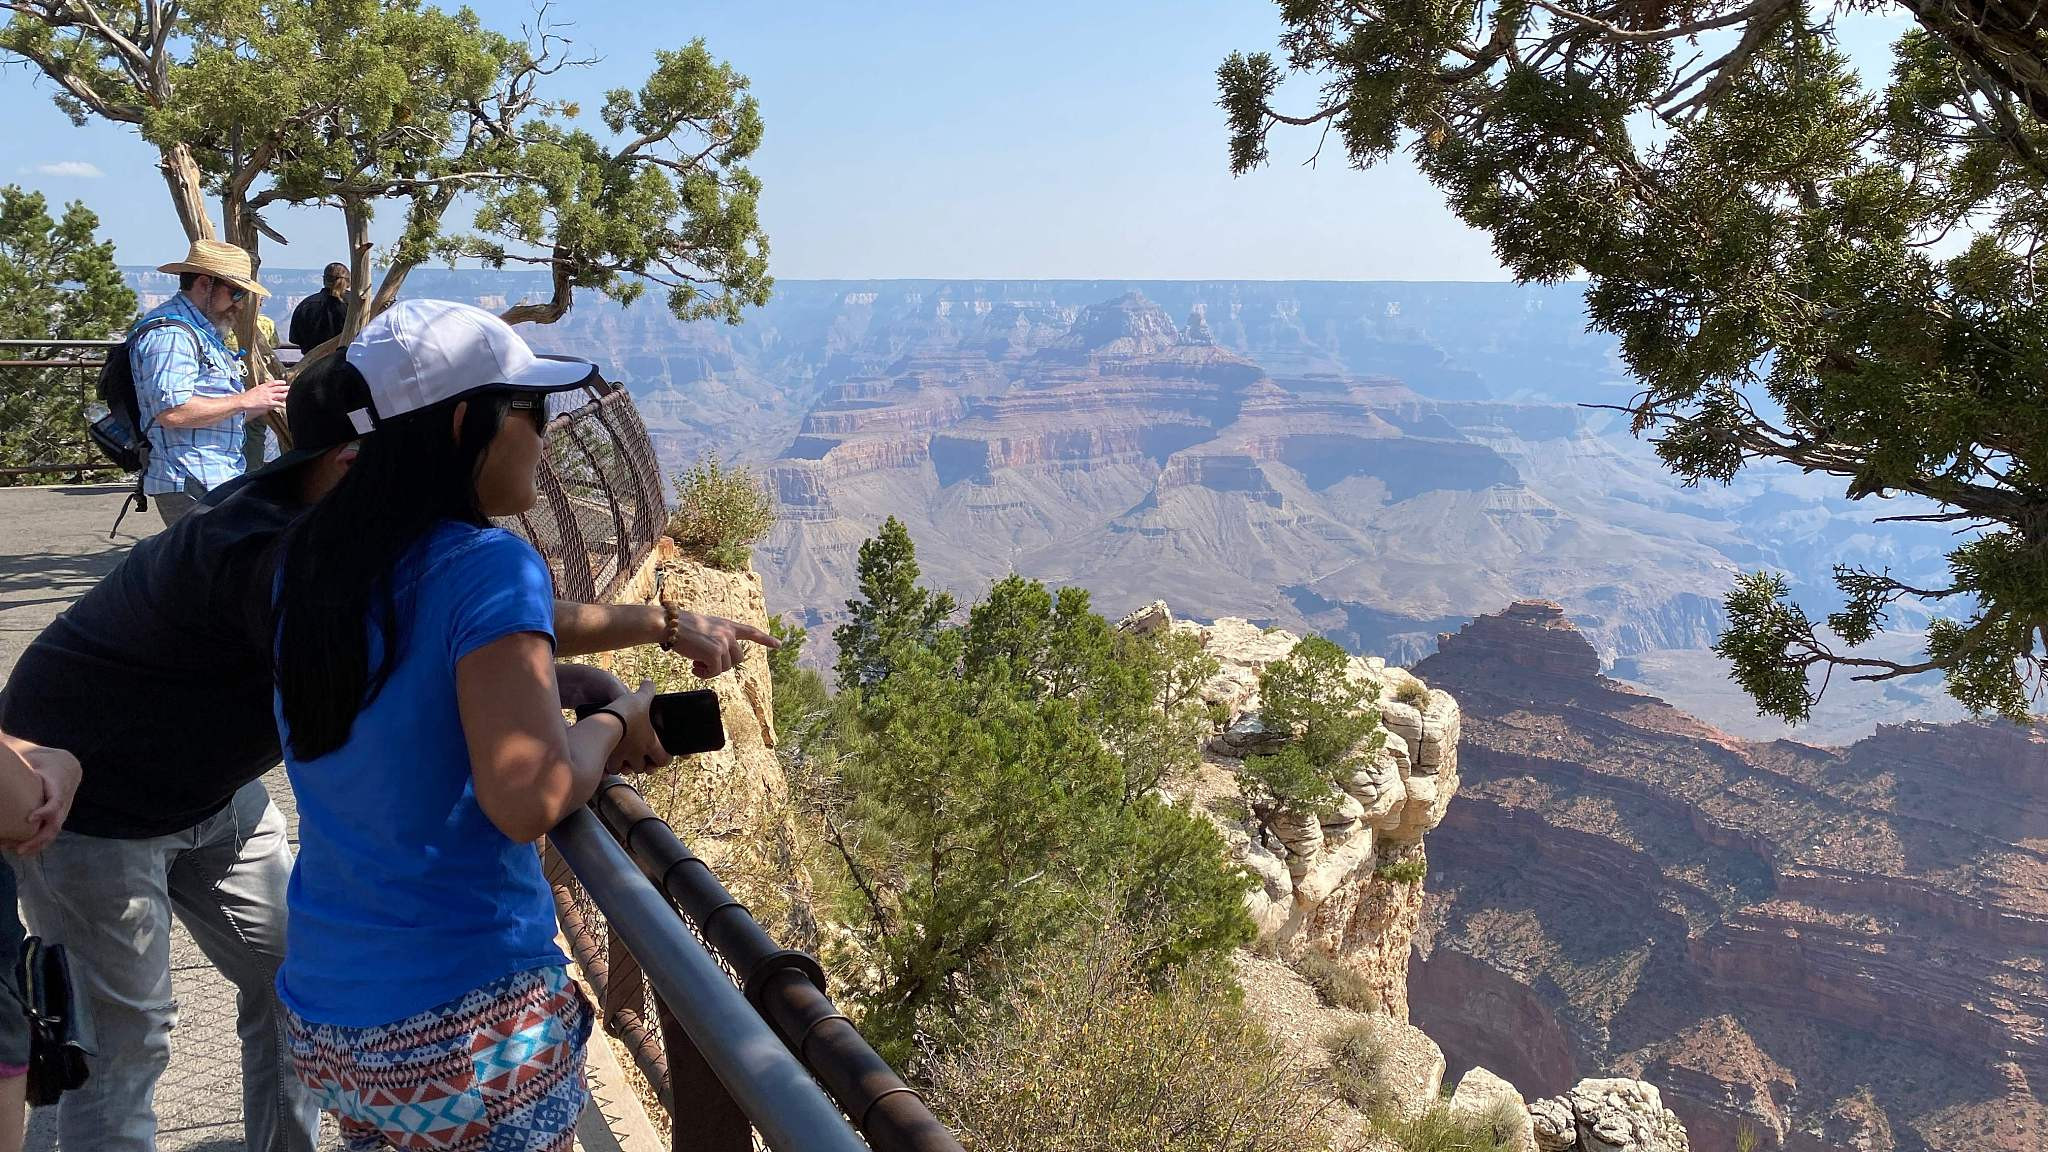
{"left": 657, "top": 995, "right": 753, "bottom": 1152}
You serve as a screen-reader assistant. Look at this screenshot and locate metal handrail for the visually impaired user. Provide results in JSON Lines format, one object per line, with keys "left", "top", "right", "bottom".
{"left": 0, "top": 343, "right": 125, "bottom": 481}
{"left": 548, "top": 805, "right": 873, "bottom": 1152}
{"left": 592, "top": 780, "right": 967, "bottom": 1152}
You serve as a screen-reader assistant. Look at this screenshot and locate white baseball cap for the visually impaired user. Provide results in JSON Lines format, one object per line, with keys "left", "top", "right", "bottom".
{"left": 343, "top": 299, "right": 601, "bottom": 432}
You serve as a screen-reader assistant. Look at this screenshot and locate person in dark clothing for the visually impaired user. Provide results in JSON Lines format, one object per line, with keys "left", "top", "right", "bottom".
{"left": 287, "top": 262, "right": 350, "bottom": 351}
{"left": 0, "top": 352, "right": 773, "bottom": 1152}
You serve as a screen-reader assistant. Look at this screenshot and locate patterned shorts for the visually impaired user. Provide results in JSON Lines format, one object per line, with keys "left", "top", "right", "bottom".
{"left": 284, "top": 966, "right": 593, "bottom": 1152}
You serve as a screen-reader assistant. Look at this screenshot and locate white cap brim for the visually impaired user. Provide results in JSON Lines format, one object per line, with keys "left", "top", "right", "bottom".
{"left": 507, "top": 354, "right": 602, "bottom": 393}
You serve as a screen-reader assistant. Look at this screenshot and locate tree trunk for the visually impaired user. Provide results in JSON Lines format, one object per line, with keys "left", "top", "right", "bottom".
{"left": 1899, "top": 0, "right": 2048, "bottom": 119}
{"left": 498, "top": 248, "right": 576, "bottom": 325}
{"left": 159, "top": 144, "right": 216, "bottom": 242}
{"left": 342, "top": 199, "right": 376, "bottom": 339}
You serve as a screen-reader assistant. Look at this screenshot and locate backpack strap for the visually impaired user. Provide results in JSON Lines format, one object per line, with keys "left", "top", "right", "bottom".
{"left": 124, "top": 314, "right": 210, "bottom": 434}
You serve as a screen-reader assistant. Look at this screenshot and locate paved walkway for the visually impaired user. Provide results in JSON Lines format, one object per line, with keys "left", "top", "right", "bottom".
{"left": 1, "top": 485, "right": 340, "bottom": 1151}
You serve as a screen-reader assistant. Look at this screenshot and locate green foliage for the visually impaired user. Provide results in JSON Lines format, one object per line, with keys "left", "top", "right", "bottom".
{"left": 1394, "top": 678, "right": 1431, "bottom": 707}
{"left": 1296, "top": 949, "right": 1379, "bottom": 1014}
{"left": 821, "top": 522, "right": 1254, "bottom": 1062}
{"left": 467, "top": 39, "right": 772, "bottom": 324}
{"left": 1370, "top": 1105, "right": 1518, "bottom": 1152}
{"left": 1736, "top": 1124, "right": 1760, "bottom": 1152}
{"left": 1224, "top": 3, "right": 2048, "bottom": 721}
{"left": 1241, "top": 636, "right": 1382, "bottom": 816}
{"left": 832, "top": 516, "right": 957, "bottom": 691}
{"left": 0, "top": 187, "right": 136, "bottom": 481}
{"left": 1324, "top": 1020, "right": 1396, "bottom": 1113}
{"left": 1, "top": 4, "right": 769, "bottom": 333}
{"left": 765, "top": 614, "right": 831, "bottom": 747}
{"left": 921, "top": 922, "right": 1331, "bottom": 1152}
{"left": 1375, "top": 850, "right": 1429, "bottom": 887}
{"left": 666, "top": 455, "right": 774, "bottom": 571}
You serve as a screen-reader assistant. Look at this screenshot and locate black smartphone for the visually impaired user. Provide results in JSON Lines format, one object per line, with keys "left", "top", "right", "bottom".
{"left": 649, "top": 689, "right": 726, "bottom": 756}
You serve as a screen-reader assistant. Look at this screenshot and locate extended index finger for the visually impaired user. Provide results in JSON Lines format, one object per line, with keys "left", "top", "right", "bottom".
{"left": 734, "top": 621, "right": 780, "bottom": 648}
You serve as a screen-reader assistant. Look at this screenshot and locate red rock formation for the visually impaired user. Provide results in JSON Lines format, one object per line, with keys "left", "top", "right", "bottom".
{"left": 1409, "top": 603, "right": 2048, "bottom": 1152}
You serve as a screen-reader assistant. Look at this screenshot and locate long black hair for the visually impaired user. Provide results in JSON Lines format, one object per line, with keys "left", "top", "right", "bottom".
{"left": 275, "top": 388, "right": 516, "bottom": 760}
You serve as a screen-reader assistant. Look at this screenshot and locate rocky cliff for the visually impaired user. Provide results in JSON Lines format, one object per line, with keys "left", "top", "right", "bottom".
{"left": 1410, "top": 601, "right": 2048, "bottom": 1152}
{"left": 1144, "top": 600, "right": 1692, "bottom": 1150}
{"left": 1123, "top": 602, "right": 1462, "bottom": 1019}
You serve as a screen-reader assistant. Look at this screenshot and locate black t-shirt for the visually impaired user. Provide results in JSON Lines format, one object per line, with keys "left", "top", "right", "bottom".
{"left": 288, "top": 291, "right": 347, "bottom": 351}
{"left": 0, "top": 481, "right": 301, "bottom": 838}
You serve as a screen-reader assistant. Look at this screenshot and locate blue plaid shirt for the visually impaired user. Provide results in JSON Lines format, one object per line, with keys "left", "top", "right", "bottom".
{"left": 130, "top": 293, "right": 246, "bottom": 495}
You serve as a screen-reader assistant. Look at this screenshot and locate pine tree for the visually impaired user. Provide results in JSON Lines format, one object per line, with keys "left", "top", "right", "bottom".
{"left": 833, "top": 516, "right": 956, "bottom": 692}
{"left": 0, "top": 187, "right": 136, "bottom": 480}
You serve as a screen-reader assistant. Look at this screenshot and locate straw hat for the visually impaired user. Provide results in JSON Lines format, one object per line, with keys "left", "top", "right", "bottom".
{"left": 156, "top": 238, "right": 270, "bottom": 298}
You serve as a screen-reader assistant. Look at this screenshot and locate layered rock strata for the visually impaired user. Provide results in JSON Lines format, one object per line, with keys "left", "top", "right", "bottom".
{"left": 1411, "top": 600, "right": 2048, "bottom": 1152}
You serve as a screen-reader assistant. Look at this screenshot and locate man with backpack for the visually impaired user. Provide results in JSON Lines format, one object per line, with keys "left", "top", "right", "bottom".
{"left": 130, "top": 240, "right": 287, "bottom": 526}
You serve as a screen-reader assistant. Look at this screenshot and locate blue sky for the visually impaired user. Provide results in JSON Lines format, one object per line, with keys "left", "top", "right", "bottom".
{"left": 2, "top": 1, "right": 1911, "bottom": 279}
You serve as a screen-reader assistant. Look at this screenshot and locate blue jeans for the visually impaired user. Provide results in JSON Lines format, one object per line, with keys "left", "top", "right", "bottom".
{"left": 9, "top": 779, "right": 319, "bottom": 1151}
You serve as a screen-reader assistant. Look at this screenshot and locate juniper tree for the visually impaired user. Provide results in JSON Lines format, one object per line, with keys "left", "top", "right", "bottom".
{"left": 0, "top": 187, "right": 136, "bottom": 478}
{"left": 823, "top": 525, "right": 1253, "bottom": 1063}
{"left": 1221, "top": 1, "right": 2048, "bottom": 721}
{"left": 1, "top": 1, "right": 770, "bottom": 355}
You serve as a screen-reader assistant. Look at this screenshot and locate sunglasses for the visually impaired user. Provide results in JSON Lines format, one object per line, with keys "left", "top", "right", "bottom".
{"left": 508, "top": 395, "right": 549, "bottom": 431}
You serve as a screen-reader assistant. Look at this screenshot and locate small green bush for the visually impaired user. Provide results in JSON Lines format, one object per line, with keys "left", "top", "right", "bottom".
{"left": 667, "top": 455, "right": 775, "bottom": 571}
{"left": 1394, "top": 679, "right": 1431, "bottom": 706}
{"left": 923, "top": 923, "right": 1331, "bottom": 1152}
{"left": 1324, "top": 1020, "right": 1395, "bottom": 1113}
{"left": 1295, "top": 948, "right": 1379, "bottom": 1013}
{"left": 1370, "top": 1104, "right": 1517, "bottom": 1152}
{"left": 1375, "top": 851, "right": 1428, "bottom": 887}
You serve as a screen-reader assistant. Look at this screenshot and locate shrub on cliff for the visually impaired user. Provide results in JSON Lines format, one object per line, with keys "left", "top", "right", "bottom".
{"left": 1297, "top": 949, "right": 1379, "bottom": 1014}
{"left": 1369, "top": 1104, "right": 1518, "bottom": 1152}
{"left": 820, "top": 524, "right": 1254, "bottom": 1063}
{"left": 666, "top": 455, "right": 775, "bottom": 571}
{"left": 764, "top": 613, "right": 832, "bottom": 746}
{"left": 1240, "top": 636, "right": 1383, "bottom": 818}
{"left": 923, "top": 922, "right": 1332, "bottom": 1152}
{"left": 1324, "top": 1020, "right": 1395, "bottom": 1112}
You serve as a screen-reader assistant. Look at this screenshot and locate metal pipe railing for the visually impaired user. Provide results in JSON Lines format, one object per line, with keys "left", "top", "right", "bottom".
{"left": 546, "top": 805, "right": 872, "bottom": 1152}
{"left": 592, "top": 780, "right": 967, "bottom": 1152}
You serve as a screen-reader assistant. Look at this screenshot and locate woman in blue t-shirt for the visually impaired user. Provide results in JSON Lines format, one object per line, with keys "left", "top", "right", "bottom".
{"left": 270, "top": 300, "right": 668, "bottom": 1152}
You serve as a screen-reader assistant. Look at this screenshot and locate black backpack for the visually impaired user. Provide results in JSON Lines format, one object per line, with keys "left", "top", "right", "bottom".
{"left": 88, "top": 315, "right": 193, "bottom": 475}
{"left": 88, "top": 316, "right": 205, "bottom": 536}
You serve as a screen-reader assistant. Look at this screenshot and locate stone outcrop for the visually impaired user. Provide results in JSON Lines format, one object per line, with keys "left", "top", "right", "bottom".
{"left": 1411, "top": 601, "right": 2048, "bottom": 1152}
{"left": 1452, "top": 1066, "right": 1538, "bottom": 1152}
{"left": 1128, "top": 602, "right": 1461, "bottom": 1023}
{"left": 579, "top": 537, "right": 813, "bottom": 945}
{"left": 1532, "top": 1079, "right": 1690, "bottom": 1152}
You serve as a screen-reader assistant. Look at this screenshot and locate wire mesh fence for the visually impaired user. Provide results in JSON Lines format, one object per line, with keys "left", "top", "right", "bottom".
{"left": 0, "top": 339, "right": 126, "bottom": 483}
{"left": 501, "top": 383, "right": 669, "bottom": 603}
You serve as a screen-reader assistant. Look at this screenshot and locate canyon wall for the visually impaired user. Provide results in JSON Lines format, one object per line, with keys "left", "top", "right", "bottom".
{"left": 1410, "top": 601, "right": 2048, "bottom": 1152}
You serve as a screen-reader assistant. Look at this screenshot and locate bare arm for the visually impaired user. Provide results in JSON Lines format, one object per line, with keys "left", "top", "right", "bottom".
{"left": 457, "top": 631, "right": 666, "bottom": 843}
{"left": 550, "top": 598, "right": 780, "bottom": 675}
{"left": 0, "top": 731, "right": 78, "bottom": 853}
{"left": 157, "top": 385, "right": 284, "bottom": 429}
{"left": 552, "top": 600, "right": 664, "bottom": 658}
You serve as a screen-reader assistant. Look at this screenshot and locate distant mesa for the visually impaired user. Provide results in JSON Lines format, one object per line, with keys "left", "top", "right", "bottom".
{"left": 1052, "top": 290, "right": 1184, "bottom": 357}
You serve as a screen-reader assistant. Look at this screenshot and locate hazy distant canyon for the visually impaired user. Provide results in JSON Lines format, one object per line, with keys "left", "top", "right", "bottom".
{"left": 218, "top": 271, "right": 1970, "bottom": 743}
